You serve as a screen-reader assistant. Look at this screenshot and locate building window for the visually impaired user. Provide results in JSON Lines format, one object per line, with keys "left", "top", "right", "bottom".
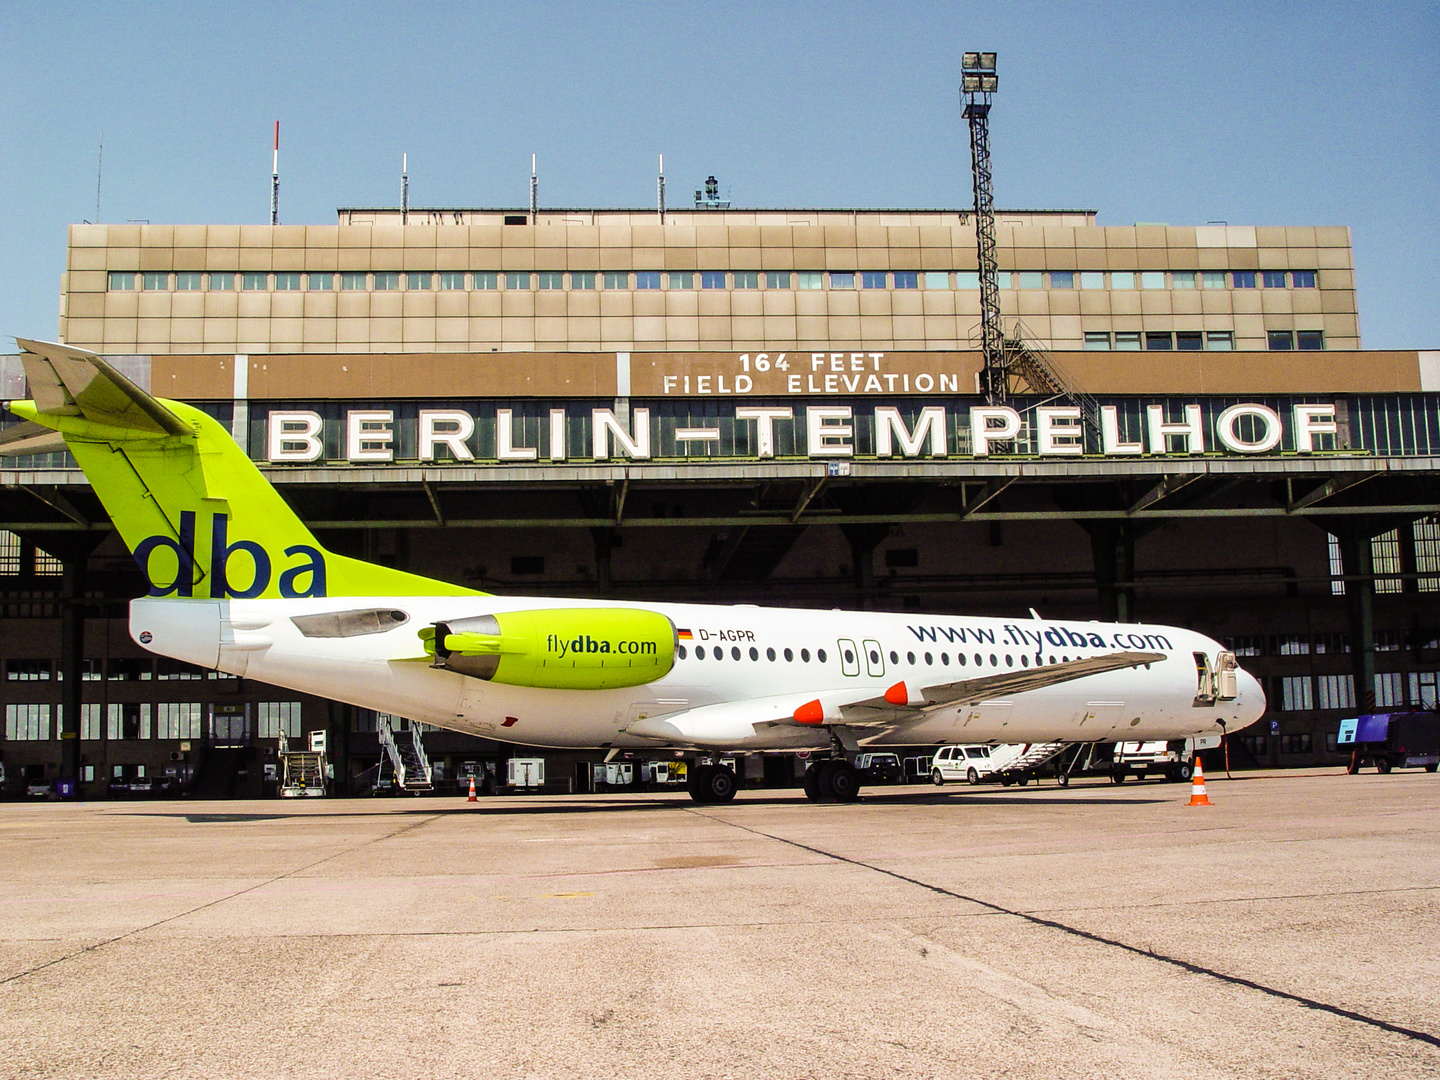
{"left": 694, "top": 271, "right": 724, "bottom": 289}
{"left": 511, "top": 555, "right": 544, "bottom": 575}
{"left": 861, "top": 271, "right": 887, "bottom": 289}
{"left": 993, "top": 271, "right": 1012, "bottom": 288}
{"left": 667, "top": 272, "right": 692, "bottom": 290}
{"left": 603, "top": 271, "right": 630, "bottom": 290}
{"left": 472, "top": 272, "right": 498, "bottom": 290}
{"left": 1232, "top": 271, "right": 1257, "bottom": 288}
{"left": 257, "top": 702, "right": 302, "bottom": 740}
{"left": 892, "top": 271, "right": 919, "bottom": 289}
{"left": 1328, "top": 533, "right": 1346, "bottom": 596}
{"left": 308, "top": 273, "right": 334, "bottom": 290}
{"left": 156, "top": 658, "right": 203, "bottom": 680}
{"left": 1224, "top": 635, "right": 1264, "bottom": 656}
{"left": 1139, "top": 271, "right": 1166, "bottom": 289}
{"left": 373, "top": 272, "right": 400, "bottom": 290}
{"left": 107, "top": 702, "right": 151, "bottom": 740}
{"left": 1242, "top": 735, "right": 1268, "bottom": 758}
{"left": 1313, "top": 633, "right": 1349, "bottom": 654}
{"left": 437, "top": 272, "right": 465, "bottom": 290}
{"left": 174, "top": 272, "right": 203, "bottom": 291}
{"left": 108, "top": 271, "right": 135, "bottom": 290}
{"left": 797, "top": 271, "right": 823, "bottom": 290}
{"left": 1373, "top": 529, "right": 1403, "bottom": 594}
{"left": 1374, "top": 630, "right": 1404, "bottom": 652}
{"left": 1413, "top": 518, "right": 1440, "bottom": 592}
{"left": 207, "top": 273, "right": 233, "bottom": 291}
{"left": 1083, "top": 332, "right": 1111, "bottom": 350}
{"left": 155, "top": 702, "right": 203, "bottom": 740}
{"left": 570, "top": 272, "right": 596, "bottom": 290}
{"left": 1047, "top": 271, "right": 1074, "bottom": 289}
{"left": 955, "top": 271, "right": 980, "bottom": 290}
{"left": 1111, "top": 272, "right": 1136, "bottom": 289}
{"left": 1016, "top": 271, "right": 1044, "bottom": 289}
{"left": 1297, "top": 330, "right": 1324, "bottom": 350}
{"left": 923, "top": 272, "right": 949, "bottom": 289}
{"left": 1175, "top": 332, "right": 1203, "bottom": 351}
{"left": 339, "top": 272, "right": 365, "bottom": 290}
{"left": 1279, "top": 676, "right": 1313, "bottom": 711}
{"left": 1172, "top": 272, "right": 1196, "bottom": 289}
{"left": 1268, "top": 330, "right": 1294, "bottom": 350}
{"left": 142, "top": 272, "right": 169, "bottom": 290}
{"left": 1114, "top": 332, "right": 1140, "bottom": 351}
{"left": 240, "top": 272, "right": 267, "bottom": 291}
{"left": 1079, "top": 271, "right": 1105, "bottom": 289}
{"left": 1261, "top": 271, "right": 1288, "bottom": 288}
{"left": 7, "top": 659, "right": 51, "bottom": 681}
{"left": 81, "top": 704, "right": 103, "bottom": 741}
{"left": 1410, "top": 671, "right": 1438, "bottom": 709}
{"left": 635, "top": 271, "right": 662, "bottom": 289}
{"left": 1206, "top": 331, "right": 1234, "bottom": 350}
{"left": 733, "top": 271, "right": 759, "bottom": 289}
{"left": 765, "top": 271, "right": 792, "bottom": 289}
{"left": 536, "top": 272, "right": 564, "bottom": 290}
{"left": 1317, "top": 674, "right": 1355, "bottom": 711}
{"left": 504, "top": 272, "right": 530, "bottom": 290}
{"left": 1145, "top": 332, "right": 1173, "bottom": 350}
{"left": 1201, "top": 271, "right": 1226, "bottom": 289}
{"left": 1279, "top": 733, "right": 1313, "bottom": 754}
{"left": 1292, "top": 270, "right": 1317, "bottom": 288}
{"left": 4, "top": 704, "right": 50, "bottom": 741}
{"left": 828, "top": 272, "right": 855, "bottom": 289}
{"left": 273, "top": 272, "right": 301, "bottom": 291}
{"left": 407, "top": 273, "right": 432, "bottom": 290}
{"left": 1375, "top": 672, "right": 1405, "bottom": 708}
{"left": 1273, "top": 634, "right": 1311, "bottom": 656}
{"left": 108, "top": 658, "right": 152, "bottom": 681}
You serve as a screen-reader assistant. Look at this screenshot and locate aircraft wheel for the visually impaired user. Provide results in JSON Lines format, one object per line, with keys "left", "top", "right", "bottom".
{"left": 966, "top": 767, "right": 980, "bottom": 785}
{"left": 1377, "top": 758, "right": 1393, "bottom": 774}
{"left": 703, "top": 765, "right": 738, "bottom": 803}
{"left": 687, "top": 764, "right": 716, "bottom": 803}
{"left": 802, "top": 765, "right": 822, "bottom": 802}
{"left": 827, "top": 761, "right": 861, "bottom": 803}
{"left": 931, "top": 768, "right": 945, "bottom": 786}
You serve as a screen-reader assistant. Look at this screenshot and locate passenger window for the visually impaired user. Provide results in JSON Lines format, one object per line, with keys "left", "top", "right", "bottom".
{"left": 731, "top": 647, "right": 741, "bottom": 660}
{"left": 784, "top": 648, "right": 794, "bottom": 661}
{"left": 678, "top": 645, "right": 687, "bottom": 659}
{"left": 940, "top": 653, "right": 949, "bottom": 665}
{"left": 990, "top": 654, "right": 997, "bottom": 666}
{"left": 818, "top": 649, "right": 828, "bottom": 663}
{"left": 1005, "top": 655, "right": 1012, "bottom": 667}
{"left": 889, "top": 650, "right": 898, "bottom": 664}
{"left": 766, "top": 647, "right": 776, "bottom": 661}
{"left": 924, "top": 652, "right": 933, "bottom": 665}
{"left": 843, "top": 648, "right": 854, "bottom": 664}
{"left": 958, "top": 654, "right": 967, "bottom": 666}
{"left": 974, "top": 654, "right": 981, "bottom": 666}
{"left": 1021, "top": 655, "right": 1029, "bottom": 667}
{"left": 801, "top": 649, "right": 810, "bottom": 662}
{"left": 749, "top": 647, "right": 759, "bottom": 661}
{"left": 907, "top": 652, "right": 916, "bottom": 664}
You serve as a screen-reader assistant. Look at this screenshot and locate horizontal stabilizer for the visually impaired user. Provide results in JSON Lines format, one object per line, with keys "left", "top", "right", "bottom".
{"left": 0, "top": 419, "right": 69, "bottom": 457}
{"left": 13, "top": 339, "right": 188, "bottom": 436}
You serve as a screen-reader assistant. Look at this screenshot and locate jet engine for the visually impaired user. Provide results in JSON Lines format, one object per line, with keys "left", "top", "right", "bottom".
{"left": 420, "top": 608, "right": 676, "bottom": 690}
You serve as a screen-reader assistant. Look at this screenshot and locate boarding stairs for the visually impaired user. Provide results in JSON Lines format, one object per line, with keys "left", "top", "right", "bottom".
{"left": 1004, "top": 741, "right": 1068, "bottom": 772}
{"left": 378, "top": 715, "right": 434, "bottom": 792}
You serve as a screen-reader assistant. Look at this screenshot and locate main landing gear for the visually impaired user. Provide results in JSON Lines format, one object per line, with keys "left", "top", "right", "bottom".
{"left": 687, "top": 763, "right": 739, "bottom": 804}
{"left": 802, "top": 759, "right": 862, "bottom": 803}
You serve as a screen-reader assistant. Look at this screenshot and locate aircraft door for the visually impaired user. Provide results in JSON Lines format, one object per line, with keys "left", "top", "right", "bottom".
{"left": 838, "top": 638, "right": 861, "bottom": 677}
{"left": 862, "top": 639, "right": 885, "bottom": 678}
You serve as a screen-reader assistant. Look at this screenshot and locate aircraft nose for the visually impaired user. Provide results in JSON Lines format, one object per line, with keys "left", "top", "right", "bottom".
{"left": 1237, "top": 667, "right": 1266, "bottom": 728}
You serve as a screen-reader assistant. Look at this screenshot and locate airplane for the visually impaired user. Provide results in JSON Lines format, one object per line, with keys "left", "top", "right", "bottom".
{"left": 1, "top": 339, "right": 1265, "bottom": 803}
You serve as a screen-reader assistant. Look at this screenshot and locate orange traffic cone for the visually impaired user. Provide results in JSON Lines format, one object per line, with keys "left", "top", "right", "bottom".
{"left": 1187, "top": 756, "right": 1212, "bottom": 807}
{"left": 467, "top": 776, "right": 478, "bottom": 803}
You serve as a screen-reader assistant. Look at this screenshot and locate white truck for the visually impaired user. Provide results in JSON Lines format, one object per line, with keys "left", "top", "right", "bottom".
{"left": 1108, "top": 737, "right": 1220, "bottom": 783}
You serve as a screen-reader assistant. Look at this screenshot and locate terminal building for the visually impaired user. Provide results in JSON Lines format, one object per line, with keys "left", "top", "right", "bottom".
{"left": 1, "top": 199, "right": 1437, "bottom": 797}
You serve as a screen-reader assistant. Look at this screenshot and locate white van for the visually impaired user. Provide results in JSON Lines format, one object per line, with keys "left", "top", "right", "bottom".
{"left": 930, "top": 744, "right": 1029, "bottom": 786}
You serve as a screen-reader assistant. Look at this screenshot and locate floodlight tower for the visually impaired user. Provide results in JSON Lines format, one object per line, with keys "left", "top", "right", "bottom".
{"left": 961, "top": 52, "right": 1004, "bottom": 402}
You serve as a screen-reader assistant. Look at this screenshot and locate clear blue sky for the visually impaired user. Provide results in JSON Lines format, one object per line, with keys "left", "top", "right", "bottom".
{"left": 2, "top": 0, "right": 1435, "bottom": 348}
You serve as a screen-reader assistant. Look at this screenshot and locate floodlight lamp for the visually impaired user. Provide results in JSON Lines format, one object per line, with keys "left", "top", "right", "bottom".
{"left": 962, "top": 73, "right": 981, "bottom": 92}
{"left": 962, "top": 51, "right": 981, "bottom": 69}
{"left": 978, "top": 52, "right": 997, "bottom": 72}
{"left": 980, "top": 73, "right": 998, "bottom": 92}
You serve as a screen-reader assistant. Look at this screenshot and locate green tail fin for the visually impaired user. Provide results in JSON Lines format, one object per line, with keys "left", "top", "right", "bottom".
{"left": 5, "top": 340, "right": 479, "bottom": 600}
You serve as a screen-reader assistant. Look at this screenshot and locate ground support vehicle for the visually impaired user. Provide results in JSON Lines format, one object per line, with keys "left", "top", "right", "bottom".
{"left": 930, "top": 743, "right": 1066, "bottom": 787}
{"left": 1339, "top": 713, "right": 1440, "bottom": 774}
{"left": 855, "top": 753, "right": 905, "bottom": 785}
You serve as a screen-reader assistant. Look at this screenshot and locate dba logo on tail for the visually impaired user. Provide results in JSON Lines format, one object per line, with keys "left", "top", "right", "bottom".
{"left": 133, "top": 511, "right": 327, "bottom": 599}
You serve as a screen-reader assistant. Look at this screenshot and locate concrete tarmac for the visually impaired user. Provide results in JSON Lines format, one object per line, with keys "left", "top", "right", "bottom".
{"left": 1, "top": 768, "right": 1437, "bottom": 1079}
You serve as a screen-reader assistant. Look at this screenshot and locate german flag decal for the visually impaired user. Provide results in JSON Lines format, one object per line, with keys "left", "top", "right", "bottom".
{"left": 677, "top": 628, "right": 694, "bottom": 640}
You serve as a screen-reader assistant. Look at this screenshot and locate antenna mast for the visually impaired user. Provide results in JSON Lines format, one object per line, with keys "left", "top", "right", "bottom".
{"left": 401, "top": 153, "right": 409, "bottom": 224}
{"left": 658, "top": 154, "right": 666, "bottom": 222}
{"left": 529, "top": 153, "right": 538, "bottom": 220}
{"left": 94, "top": 132, "right": 103, "bottom": 223}
{"left": 269, "top": 121, "right": 280, "bottom": 226}
{"left": 961, "top": 52, "right": 1002, "bottom": 401}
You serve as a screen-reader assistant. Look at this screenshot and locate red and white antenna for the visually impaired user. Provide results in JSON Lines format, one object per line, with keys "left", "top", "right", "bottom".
{"left": 269, "top": 121, "right": 280, "bottom": 226}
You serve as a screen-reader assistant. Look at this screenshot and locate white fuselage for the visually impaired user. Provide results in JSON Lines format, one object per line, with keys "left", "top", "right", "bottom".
{"left": 129, "top": 595, "right": 1265, "bottom": 751}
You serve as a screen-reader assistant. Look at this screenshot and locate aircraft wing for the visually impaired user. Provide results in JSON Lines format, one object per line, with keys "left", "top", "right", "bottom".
{"left": 0, "top": 419, "right": 69, "bottom": 456}
{"left": 11, "top": 339, "right": 189, "bottom": 436}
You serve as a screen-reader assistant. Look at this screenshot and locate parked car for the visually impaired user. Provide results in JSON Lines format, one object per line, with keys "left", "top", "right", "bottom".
{"left": 930, "top": 744, "right": 1030, "bottom": 786}
{"left": 26, "top": 781, "right": 51, "bottom": 799}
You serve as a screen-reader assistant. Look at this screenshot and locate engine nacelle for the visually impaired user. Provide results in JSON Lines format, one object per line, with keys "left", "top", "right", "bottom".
{"left": 420, "top": 607, "right": 676, "bottom": 690}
